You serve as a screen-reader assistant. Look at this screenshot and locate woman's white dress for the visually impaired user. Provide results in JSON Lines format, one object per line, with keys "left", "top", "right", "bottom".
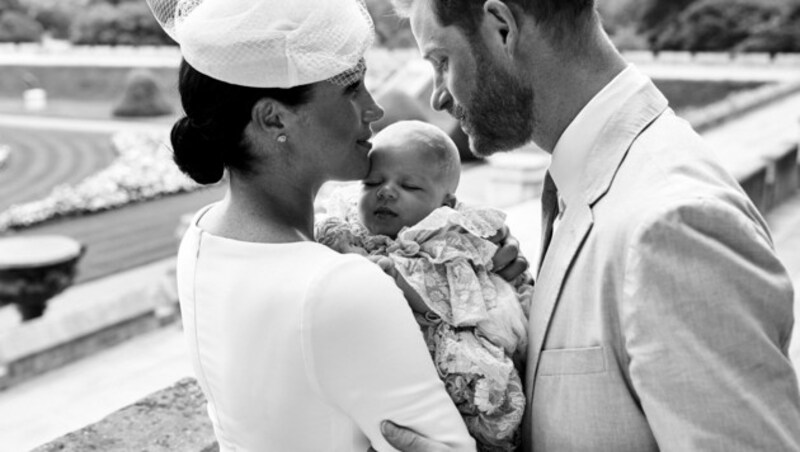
{"left": 177, "top": 204, "right": 475, "bottom": 451}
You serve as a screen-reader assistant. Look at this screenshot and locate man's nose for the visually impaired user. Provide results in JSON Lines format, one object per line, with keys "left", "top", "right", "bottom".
{"left": 430, "top": 82, "right": 452, "bottom": 112}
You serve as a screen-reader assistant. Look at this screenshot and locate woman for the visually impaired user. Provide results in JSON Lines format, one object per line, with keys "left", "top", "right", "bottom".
{"left": 147, "top": 0, "right": 523, "bottom": 450}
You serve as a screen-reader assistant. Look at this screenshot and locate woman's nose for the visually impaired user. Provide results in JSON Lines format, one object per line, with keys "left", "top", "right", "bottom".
{"left": 362, "top": 91, "right": 385, "bottom": 124}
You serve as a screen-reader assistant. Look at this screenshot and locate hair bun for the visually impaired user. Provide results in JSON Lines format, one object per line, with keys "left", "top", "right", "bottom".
{"left": 170, "top": 116, "right": 225, "bottom": 185}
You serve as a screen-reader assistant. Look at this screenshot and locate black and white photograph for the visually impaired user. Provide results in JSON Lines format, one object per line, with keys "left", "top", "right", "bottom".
{"left": 1, "top": 0, "right": 799, "bottom": 450}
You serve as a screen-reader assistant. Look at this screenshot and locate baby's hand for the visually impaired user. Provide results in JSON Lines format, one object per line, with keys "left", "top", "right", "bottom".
{"left": 368, "top": 256, "right": 431, "bottom": 315}
{"left": 340, "top": 243, "right": 368, "bottom": 256}
{"left": 367, "top": 255, "right": 395, "bottom": 274}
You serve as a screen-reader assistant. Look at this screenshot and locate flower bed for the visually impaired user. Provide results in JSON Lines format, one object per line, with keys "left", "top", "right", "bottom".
{"left": 0, "top": 132, "right": 202, "bottom": 231}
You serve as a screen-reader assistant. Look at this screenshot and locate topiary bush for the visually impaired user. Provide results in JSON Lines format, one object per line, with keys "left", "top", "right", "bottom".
{"left": 652, "top": 0, "right": 784, "bottom": 52}
{"left": 112, "top": 69, "right": 174, "bottom": 117}
{"left": 0, "top": 10, "right": 44, "bottom": 43}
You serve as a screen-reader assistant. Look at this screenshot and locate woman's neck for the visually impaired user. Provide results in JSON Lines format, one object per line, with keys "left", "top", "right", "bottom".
{"left": 203, "top": 175, "right": 319, "bottom": 243}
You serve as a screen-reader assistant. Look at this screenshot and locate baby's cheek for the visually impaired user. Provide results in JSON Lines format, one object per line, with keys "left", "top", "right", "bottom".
{"left": 407, "top": 203, "right": 433, "bottom": 225}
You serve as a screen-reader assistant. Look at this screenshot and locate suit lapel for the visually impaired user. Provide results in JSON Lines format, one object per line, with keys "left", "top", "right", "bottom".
{"left": 525, "top": 203, "right": 593, "bottom": 399}
{"left": 525, "top": 78, "right": 669, "bottom": 401}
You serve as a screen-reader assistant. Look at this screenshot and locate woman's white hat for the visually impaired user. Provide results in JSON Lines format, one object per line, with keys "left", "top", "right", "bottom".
{"left": 146, "top": 0, "right": 374, "bottom": 88}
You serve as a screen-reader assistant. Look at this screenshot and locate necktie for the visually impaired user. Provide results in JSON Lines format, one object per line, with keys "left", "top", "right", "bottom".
{"left": 537, "top": 172, "right": 558, "bottom": 275}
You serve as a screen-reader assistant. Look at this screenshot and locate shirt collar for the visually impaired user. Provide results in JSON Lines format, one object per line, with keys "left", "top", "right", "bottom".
{"left": 548, "top": 64, "right": 648, "bottom": 208}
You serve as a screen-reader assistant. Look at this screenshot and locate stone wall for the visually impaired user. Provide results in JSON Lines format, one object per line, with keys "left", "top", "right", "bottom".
{"left": 34, "top": 378, "right": 217, "bottom": 452}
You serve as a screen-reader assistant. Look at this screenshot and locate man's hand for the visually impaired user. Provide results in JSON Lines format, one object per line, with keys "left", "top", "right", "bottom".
{"left": 489, "top": 225, "right": 529, "bottom": 281}
{"left": 368, "top": 421, "right": 458, "bottom": 452}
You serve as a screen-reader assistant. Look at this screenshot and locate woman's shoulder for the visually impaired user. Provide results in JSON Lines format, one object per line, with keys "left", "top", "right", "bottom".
{"left": 308, "top": 251, "right": 395, "bottom": 295}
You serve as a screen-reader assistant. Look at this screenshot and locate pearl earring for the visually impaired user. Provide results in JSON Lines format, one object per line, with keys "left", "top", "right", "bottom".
{"left": 277, "top": 134, "right": 287, "bottom": 143}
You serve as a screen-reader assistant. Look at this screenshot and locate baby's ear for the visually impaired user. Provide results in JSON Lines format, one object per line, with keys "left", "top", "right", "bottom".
{"left": 443, "top": 193, "right": 457, "bottom": 208}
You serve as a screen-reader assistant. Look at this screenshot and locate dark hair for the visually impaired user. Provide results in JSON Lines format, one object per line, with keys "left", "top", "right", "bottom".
{"left": 393, "top": 0, "right": 595, "bottom": 43}
{"left": 171, "top": 60, "right": 313, "bottom": 184}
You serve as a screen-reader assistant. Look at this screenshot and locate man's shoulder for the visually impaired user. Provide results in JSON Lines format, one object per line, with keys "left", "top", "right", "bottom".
{"left": 592, "top": 111, "right": 765, "bottom": 247}
{"left": 606, "top": 111, "right": 745, "bottom": 212}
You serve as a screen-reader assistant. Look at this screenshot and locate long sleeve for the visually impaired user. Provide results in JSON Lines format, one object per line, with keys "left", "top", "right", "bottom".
{"left": 302, "top": 255, "right": 476, "bottom": 452}
{"left": 621, "top": 198, "right": 800, "bottom": 451}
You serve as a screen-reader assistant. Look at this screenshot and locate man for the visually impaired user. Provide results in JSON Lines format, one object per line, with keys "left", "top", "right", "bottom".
{"left": 380, "top": 0, "right": 800, "bottom": 450}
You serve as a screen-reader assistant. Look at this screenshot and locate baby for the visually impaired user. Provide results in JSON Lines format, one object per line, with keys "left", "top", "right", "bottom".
{"left": 358, "top": 120, "right": 460, "bottom": 239}
{"left": 316, "top": 120, "right": 532, "bottom": 451}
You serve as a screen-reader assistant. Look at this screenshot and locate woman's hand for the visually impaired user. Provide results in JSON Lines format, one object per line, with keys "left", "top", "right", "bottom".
{"left": 489, "top": 225, "right": 530, "bottom": 281}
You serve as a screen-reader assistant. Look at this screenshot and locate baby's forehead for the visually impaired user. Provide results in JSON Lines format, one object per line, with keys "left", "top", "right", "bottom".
{"left": 375, "top": 132, "right": 452, "bottom": 165}
{"left": 370, "top": 145, "right": 438, "bottom": 173}
{"left": 370, "top": 121, "right": 459, "bottom": 183}
{"left": 376, "top": 122, "right": 447, "bottom": 147}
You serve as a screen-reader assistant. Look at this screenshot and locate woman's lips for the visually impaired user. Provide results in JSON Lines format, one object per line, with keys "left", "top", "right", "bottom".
{"left": 356, "top": 139, "right": 372, "bottom": 150}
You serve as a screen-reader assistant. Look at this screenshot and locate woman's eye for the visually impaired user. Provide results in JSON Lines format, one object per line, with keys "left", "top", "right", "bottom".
{"left": 403, "top": 185, "right": 420, "bottom": 191}
{"left": 363, "top": 181, "right": 379, "bottom": 187}
{"left": 346, "top": 80, "right": 362, "bottom": 95}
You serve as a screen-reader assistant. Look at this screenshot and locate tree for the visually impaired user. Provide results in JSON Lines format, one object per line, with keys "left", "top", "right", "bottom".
{"left": 31, "top": 5, "right": 76, "bottom": 39}
{"left": 0, "top": 11, "right": 44, "bottom": 43}
{"left": 651, "top": 0, "right": 783, "bottom": 52}
{"left": 70, "top": 1, "right": 174, "bottom": 45}
{"left": 0, "top": 0, "right": 23, "bottom": 12}
{"left": 597, "top": 0, "right": 699, "bottom": 50}
{"left": 737, "top": 1, "right": 800, "bottom": 53}
{"left": 638, "top": 0, "right": 700, "bottom": 35}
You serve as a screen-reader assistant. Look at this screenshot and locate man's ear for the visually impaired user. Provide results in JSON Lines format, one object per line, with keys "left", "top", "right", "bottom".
{"left": 481, "top": 0, "right": 520, "bottom": 58}
{"left": 443, "top": 193, "right": 457, "bottom": 208}
{"left": 251, "top": 98, "right": 289, "bottom": 137}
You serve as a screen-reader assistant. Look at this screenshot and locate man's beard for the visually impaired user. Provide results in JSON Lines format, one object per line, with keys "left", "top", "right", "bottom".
{"left": 458, "top": 45, "right": 535, "bottom": 157}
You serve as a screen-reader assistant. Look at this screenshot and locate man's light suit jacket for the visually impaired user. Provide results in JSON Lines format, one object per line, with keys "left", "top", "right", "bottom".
{"left": 522, "top": 78, "right": 800, "bottom": 451}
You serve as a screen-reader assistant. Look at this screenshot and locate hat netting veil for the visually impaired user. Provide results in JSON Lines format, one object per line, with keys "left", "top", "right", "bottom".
{"left": 145, "top": 0, "right": 374, "bottom": 88}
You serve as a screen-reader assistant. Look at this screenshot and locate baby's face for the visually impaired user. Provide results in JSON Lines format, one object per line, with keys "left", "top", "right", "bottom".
{"left": 359, "top": 144, "right": 450, "bottom": 238}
